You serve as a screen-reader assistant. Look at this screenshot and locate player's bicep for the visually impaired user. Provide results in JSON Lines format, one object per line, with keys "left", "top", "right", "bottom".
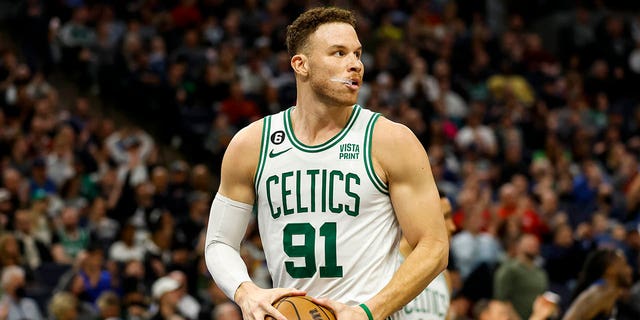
{"left": 374, "top": 120, "right": 446, "bottom": 248}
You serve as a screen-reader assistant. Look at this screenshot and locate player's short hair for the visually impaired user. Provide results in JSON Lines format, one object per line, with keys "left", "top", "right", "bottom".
{"left": 286, "top": 7, "right": 356, "bottom": 57}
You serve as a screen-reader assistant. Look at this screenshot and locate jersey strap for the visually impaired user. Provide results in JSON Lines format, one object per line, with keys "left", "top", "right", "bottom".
{"left": 254, "top": 115, "right": 272, "bottom": 193}
{"left": 363, "top": 113, "right": 389, "bottom": 194}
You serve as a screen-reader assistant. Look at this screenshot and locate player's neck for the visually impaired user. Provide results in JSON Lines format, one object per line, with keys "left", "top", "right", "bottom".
{"left": 290, "top": 101, "right": 353, "bottom": 146}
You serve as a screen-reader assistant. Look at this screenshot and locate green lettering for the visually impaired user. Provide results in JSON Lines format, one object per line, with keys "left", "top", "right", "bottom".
{"left": 281, "top": 171, "right": 294, "bottom": 215}
{"left": 438, "top": 292, "right": 446, "bottom": 317}
{"left": 345, "top": 173, "right": 360, "bottom": 216}
{"left": 266, "top": 175, "right": 280, "bottom": 218}
{"left": 329, "top": 170, "right": 343, "bottom": 213}
{"left": 307, "top": 170, "right": 319, "bottom": 212}
{"left": 404, "top": 304, "right": 413, "bottom": 314}
{"left": 295, "top": 170, "right": 308, "bottom": 213}
{"left": 321, "top": 169, "right": 327, "bottom": 213}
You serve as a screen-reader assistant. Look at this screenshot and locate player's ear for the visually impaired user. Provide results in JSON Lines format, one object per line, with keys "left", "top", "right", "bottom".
{"left": 291, "top": 54, "right": 309, "bottom": 77}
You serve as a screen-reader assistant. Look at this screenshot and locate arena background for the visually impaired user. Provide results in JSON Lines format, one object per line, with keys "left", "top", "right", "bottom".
{"left": 1, "top": 0, "right": 640, "bottom": 319}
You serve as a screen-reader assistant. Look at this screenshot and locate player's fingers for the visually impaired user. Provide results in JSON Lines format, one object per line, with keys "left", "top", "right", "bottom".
{"left": 274, "top": 287, "right": 306, "bottom": 300}
{"left": 311, "top": 297, "right": 340, "bottom": 313}
{"left": 264, "top": 304, "right": 288, "bottom": 320}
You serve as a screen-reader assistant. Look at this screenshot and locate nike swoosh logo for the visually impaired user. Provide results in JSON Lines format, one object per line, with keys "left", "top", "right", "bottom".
{"left": 269, "top": 148, "right": 292, "bottom": 158}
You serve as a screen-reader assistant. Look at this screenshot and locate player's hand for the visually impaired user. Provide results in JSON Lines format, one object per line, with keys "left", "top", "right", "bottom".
{"left": 313, "top": 298, "right": 369, "bottom": 320}
{"left": 234, "top": 281, "right": 305, "bottom": 320}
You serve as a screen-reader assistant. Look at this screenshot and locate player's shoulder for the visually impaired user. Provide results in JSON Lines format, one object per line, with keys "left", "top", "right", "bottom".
{"left": 221, "top": 118, "right": 266, "bottom": 175}
{"left": 226, "top": 118, "right": 265, "bottom": 152}
{"left": 371, "top": 115, "right": 422, "bottom": 150}
{"left": 369, "top": 115, "right": 428, "bottom": 179}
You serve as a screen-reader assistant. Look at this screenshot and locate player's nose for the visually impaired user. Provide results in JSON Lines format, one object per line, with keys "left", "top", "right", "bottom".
{"left": 348, "top": 55, "right": 362, "bottom": 73}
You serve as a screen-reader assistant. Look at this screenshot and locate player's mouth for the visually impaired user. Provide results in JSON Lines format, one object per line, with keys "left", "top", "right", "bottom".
{"left": 330, "top": 77, "right": 360, "bottom": 90}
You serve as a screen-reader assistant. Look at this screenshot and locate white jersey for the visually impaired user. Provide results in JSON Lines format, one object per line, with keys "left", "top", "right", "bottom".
{"left": 397, "top": 256, "right": 450, "bottom": 320}
{"left": 254, "top": 105, "right": 402, "bottom": 308}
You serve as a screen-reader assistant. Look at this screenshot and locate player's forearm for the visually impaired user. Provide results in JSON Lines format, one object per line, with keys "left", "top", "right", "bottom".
{"left": 204, "top": 193, "right": 254, "bottom": 299}
{"left": 366, "top": 238, "right": 449, "bottom": 319}
{"left": 205, "top": 241, "right": 252, "bottom": 299}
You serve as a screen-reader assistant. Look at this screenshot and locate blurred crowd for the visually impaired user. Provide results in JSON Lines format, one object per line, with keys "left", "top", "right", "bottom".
{"left": 2, "top": 0, "right": 640, "bottom": 319}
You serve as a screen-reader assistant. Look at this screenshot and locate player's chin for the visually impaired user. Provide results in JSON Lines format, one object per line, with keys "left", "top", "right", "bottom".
{"left": 320, "top": 90, "right": 358, "bottom": 107}
{"left": 337, "top": 95, "right": 358, "bottom": 106}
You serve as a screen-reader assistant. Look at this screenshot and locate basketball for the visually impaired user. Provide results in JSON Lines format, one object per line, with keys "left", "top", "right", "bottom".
{"left": 266, "top": 296, "right": 336, "bottom": 320}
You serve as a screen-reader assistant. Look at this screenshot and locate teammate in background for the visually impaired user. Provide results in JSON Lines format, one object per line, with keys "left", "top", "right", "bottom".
{"left": 205, "top": 6, "right": 448, "bottom": 320}
{"left": 399, "top": 190, "right": 455, "bottom": 320}
{"left": 562, "top": 248, "right": 633, "bottom": 320}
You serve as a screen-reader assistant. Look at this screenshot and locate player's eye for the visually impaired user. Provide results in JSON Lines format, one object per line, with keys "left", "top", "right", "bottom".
{"left": 334, "top": 51, "right": 346, "bottom": 57}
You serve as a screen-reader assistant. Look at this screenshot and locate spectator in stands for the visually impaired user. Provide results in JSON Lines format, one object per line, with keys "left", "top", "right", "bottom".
{"left": 105, "top": 127, "right": 154, "bottom": 186}
{"left": 122, "top": 291, "right": 149, "bottom": 320}
{"left": 168, "top": 270, "right": 201, "bottom": 320}
{"left": 47, "top": 124, "right": 76, "bottom": 188}
{"left": 48, "top": 291, "right": 79, "bottom": 320}
{"left": 494, "top": 233, "right": 548, "bottom": 319}
{"left": 143, "top": 212, "right": 174, "bottom": 284}
{"left": 7, "top": 136, "right": 30, "bottom": 176}
{"left": 487, "top": 60, "right": 535, "bottom": 107}
{"left": 56, "top": 273, "right": 99, "bottom": 320}
{"left": 150, "top": 276, "right": 186, "bottom": 320}
{"left": 213, "top": 302, "right": 242, "bottom": 320}
{"left": 95, "top": 291, "right": 121, "bottom": 320}
{"left": 150, "top": 166, "right": 170, "bottom": 210}
{"left": 167, "top": 160, "right": 191, "bottom": 217}
{"left": 108, "top": 222, "right": 144, "bottom": 264}
{"left": 495, "top": 183, "right": 546, "bottom": 238}
{"left": 2, "top": 168, "right": 27, "bottom": 211}
{"left": 13, "top": 209, "right": 53, "bottom": 271}
{"left": 190, "top": 164, "right": 212, "bottom": 193}
{"left": 78, "top": 244, "right": 117, "bottom": 304}
{"left": 203, "top": 114, "right": 236, "bottom": 170}
{"left": 455, "top": 107, "right": 497, "bottom": 159}
{"left": 199, "top": 280, "right": 232, "bottom": 320}
{"left": 87, "top": 196, "right": 119, "bottom": 251}
{"left": 237, "top": 51, "right": 273, "bottom": 100}
{"left": 0, "top": 265, "right": 44, "bottom": 320}
{"left": 174, "top": 191, "right": 209, "bottom": 249}
{"left": 472, "top": 299, "right": 519, "bottom": 320}
{"left": 401, "top": 56, "right": 440, "bottom": 105}
{"left": 52, "top": 206, "right": 91, "bottom": 264}
{"left": 541, "top": 223, "right": 590, "bottom": 310}
{"left": 473, "top": 295, "right": 557, "bottom": 320}
{"left": 219, "top": 81, "right": 261, "bottom": 129}
{"left": 28, "top": 189, "right": 53, "bottom": 245}
{"left": 28, "top": 158, "right": 57, "bottom": 196}
{"left": 451, "top": 201, "right": 503, "bottom": 282}
{"left": 0, "top": 234, "right": 24, "bottom": 270}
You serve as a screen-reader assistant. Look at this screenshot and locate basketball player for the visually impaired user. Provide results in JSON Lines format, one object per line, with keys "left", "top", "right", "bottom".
{"left": 398, "top": 191, "right": 456, "bottom": 320}
{"left": 205, "top": 7, "right": 448, "bottom": 320}
{"left": 563, "top": 248, "right": 633, "bottom": 320}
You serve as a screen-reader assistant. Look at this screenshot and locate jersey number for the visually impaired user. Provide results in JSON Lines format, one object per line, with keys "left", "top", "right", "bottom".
{"left": 283, "top": 222, "right": 343, "bottom": 278}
